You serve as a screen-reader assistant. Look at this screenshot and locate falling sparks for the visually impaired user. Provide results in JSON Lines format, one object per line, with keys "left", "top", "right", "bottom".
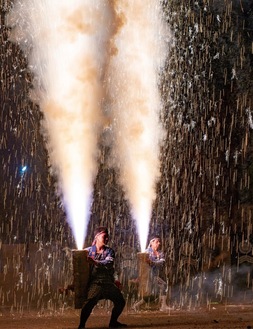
{"left": 1, "top": 0, "right": 253, "bottom": 314}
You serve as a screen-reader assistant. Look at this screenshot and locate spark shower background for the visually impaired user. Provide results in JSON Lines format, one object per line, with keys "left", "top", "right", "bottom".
{"left": 6, "top": 0, "right": 168, "bottom": 250}
{"left": 1, "top": 0, "right": 253, "bottom": 311}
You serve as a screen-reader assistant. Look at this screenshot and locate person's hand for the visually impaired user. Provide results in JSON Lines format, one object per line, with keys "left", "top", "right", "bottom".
{"left": 87, "top": 256, "right": 98, "bottom": 265}
{"left": 146, "top": 258, "right": 152, "bottom": 265}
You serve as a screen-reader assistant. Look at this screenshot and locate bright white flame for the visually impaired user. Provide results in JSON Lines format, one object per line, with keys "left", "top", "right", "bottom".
{"left": 106, "top": 0, "right": 168, "bottom": 252}
{"left": 7, "top": 0, "right": 113, "bottom": 249}
{"left": 7, "top": 0, "right": 168, "bottom": 251}
{"left": 134, "top": 196, "right": 153, "bottom": 252}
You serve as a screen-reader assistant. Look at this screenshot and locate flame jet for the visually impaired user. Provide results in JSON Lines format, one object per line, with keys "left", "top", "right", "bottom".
{"left": 106, "top": 1, "right": 168, "bottom": 251}
{"left": 7, "top": 0, "right": 114, "bottom": 249}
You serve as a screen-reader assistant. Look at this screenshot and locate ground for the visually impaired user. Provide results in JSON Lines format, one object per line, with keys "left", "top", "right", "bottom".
{"left": 0, "top": 304, "right": 253, "bottom": 329}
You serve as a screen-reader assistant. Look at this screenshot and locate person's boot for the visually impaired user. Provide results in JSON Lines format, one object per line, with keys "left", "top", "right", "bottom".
{"left": 109, "top": 321, "right": 127, "bottom": 328}
{"left": 132, "top": 298, "right": 145, "bottom": 311}
{"left": 159, "top": 295, "right": 171, "bottom": 312}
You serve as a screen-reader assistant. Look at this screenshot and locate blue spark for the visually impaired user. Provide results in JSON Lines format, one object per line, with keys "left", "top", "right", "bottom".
{"left": 21, "top": 166, "right": 27, "bottom": 173}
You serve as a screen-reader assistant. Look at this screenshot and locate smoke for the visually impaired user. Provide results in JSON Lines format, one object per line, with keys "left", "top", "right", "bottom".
{"left": 7, "top": 0, "right": 168, "bottom": 251}
{"left": 105, "top": 1, "right": 168, "bottom": 251}
{"left": 7, "top": 0, "right": 113, "bottom": 249}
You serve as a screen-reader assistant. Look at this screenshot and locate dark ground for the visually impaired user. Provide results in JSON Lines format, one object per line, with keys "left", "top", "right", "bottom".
{"left": 1, "top": 304, "right": 253, "bottom": 329}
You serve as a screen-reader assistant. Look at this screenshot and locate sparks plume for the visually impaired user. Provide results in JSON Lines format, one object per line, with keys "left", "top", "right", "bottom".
{"left": 7, "top": 0, "right": 113, "bottom": 249}
{"left": 106, "top": 0, "right": 168, "bottom": 251}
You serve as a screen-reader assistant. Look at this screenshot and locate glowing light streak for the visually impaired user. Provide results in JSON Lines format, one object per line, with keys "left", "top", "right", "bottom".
{"left": 106, "top": 1, "right": 168, "bottom": 252}
{"left": 21, "top": 166, "right": 27, "bottom": 173}
{"left": 7, "top": 0, "right": 111, "bottom": 249}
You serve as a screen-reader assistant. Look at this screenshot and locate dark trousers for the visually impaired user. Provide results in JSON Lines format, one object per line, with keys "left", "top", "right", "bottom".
{"left": 79, "top": 282, "right": 126, "bottom": 328}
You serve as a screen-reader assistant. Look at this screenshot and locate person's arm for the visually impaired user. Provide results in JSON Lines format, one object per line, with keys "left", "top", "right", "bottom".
{"left": 88, "top": 248, "right": 115, "bottom": 268}
{"left": 98, "top": 249, "right": 115, "bottom": 267}
{"left": 149, "top": 251, "right": 165, "bottom": 267}
{"left": 150, "top": 258, "right": 165, "bottom": 266}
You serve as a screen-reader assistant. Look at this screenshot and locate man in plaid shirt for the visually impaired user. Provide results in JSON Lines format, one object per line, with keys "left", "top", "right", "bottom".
{"left": 133, "top": 236, "right": 169, "bottom": 312}
{"left": 78, "top": 227, "right": 127, "bottom": 329}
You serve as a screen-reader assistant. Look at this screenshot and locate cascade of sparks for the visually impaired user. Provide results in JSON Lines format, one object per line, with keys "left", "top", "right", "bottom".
{"left": 106, "top": 1, "right": 168, "bottom": 251}
{"left": 7, "top": 0, "right": 168, "bottom": 251}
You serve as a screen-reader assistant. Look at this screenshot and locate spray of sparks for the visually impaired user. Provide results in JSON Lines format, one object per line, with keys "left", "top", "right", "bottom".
{"left": 106, "top": 1, "right": 168, "bottom": 251}
{"left": 7, "top": 0, "right": 167, "bottom": 251}
{"left": 7, "top": 0, "right": 113, "bottom": 249}
{"left": 2, "top": 0, "right": 253, "bottom": 313}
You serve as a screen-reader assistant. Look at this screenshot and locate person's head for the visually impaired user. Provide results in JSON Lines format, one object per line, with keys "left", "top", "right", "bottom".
{"left": 92, "top": 226, "right": 109, "bottom": 246}
{"left": 148, "top": 236, "right": 161, "bottom": 251}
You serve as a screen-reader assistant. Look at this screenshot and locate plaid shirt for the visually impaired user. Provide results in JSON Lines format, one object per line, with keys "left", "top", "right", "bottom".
{"left": 145, "top": 247, "right": 166, "bottom": 295}
{"left": 145, "top": 247, "right": 165, "bottom": 277}
{"left": 86, "top": 245, "right": 115, "bottom": 284}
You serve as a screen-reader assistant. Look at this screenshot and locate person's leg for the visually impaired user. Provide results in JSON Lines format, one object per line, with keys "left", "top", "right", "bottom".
{"left": 159, "top": 294, "right": 171, "bottom": 311}
{"left": 78, "top": 283, "right": 102, "bottom": 328}
{"left": 132, "top": 298, "right": 145, "bottom": 311}
{"left": 104, "top": 284, "right": 127, "bottom": 327}
{"left": 156, "top": 277, "right": 170, "bottom": 312}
